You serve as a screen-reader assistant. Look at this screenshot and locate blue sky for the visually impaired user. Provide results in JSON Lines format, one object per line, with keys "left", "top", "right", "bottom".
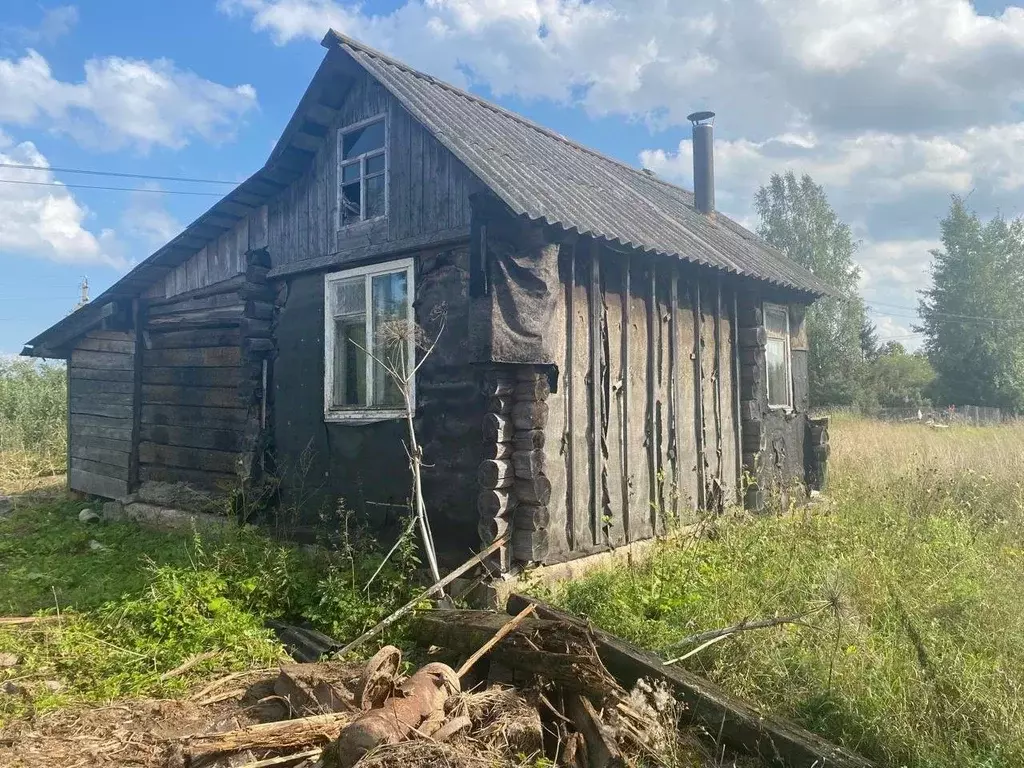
{"left": 3, "top": 0, "right": 1024, "bottom": 354}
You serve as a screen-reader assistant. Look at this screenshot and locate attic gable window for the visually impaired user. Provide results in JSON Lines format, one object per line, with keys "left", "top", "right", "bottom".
{"left": 338, "top": 115, "right": 387, "bottom": 227}
{"left": 324, "top": 258, "right": 414, "bottom": 422}
{"left": 764, "top": 303, "right": 793, "bottom": 409}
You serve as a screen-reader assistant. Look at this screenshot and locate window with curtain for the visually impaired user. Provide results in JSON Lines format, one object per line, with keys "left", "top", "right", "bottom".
{"left": 324, "top": 258, "right": 413, "bottom": 421}
{"left": 764, "top": 302, "right": 792, "bottom": 408}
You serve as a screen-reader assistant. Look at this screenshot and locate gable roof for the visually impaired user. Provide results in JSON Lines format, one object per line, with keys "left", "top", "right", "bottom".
{"left": 327, "top": 31, "right": 836, "bottom": 298}
{"left": 25, "top": 32, "right": 833, "bottom": 357}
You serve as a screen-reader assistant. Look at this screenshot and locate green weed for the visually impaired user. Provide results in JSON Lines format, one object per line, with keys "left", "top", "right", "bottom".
{"left": 550, "top": 419, "right": 1024, "bottom": 768}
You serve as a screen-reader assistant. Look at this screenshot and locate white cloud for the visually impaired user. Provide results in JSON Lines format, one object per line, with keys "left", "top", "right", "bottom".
{"left": 0, "top": 49, "right": 258, "bottom": 151}
{"left": 121, "top": 187, "right": 182, "bottom": 250}
{"left": 219, "top": 0, "right": 1024, "bottom": 134}
{"left": 26, "top": 6, "right": 79, "bottom": 45}
{"left": 0, "top": 132, "right": 124, "bottom": 268}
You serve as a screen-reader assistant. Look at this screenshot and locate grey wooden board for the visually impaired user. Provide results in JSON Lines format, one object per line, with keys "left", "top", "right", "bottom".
{"left": 141, "top": 404, "right": 247, "bottom": 429}
{"left": 626, "top": 262, "right": 653, "bottom": 542}
{"left": 76, "top": 337, "right": 136, "bottom": 354}
{"left": 70, "top": 398, "right": 133, "bottom": 420}
{"left": 674, "top": 278, "right": 699, "bottom": 513}
{"left": 569, "top": 249, "right": 593, "bottom": 550}
{"left": 71, "top": 379, "right": 135, "bottom": 396}
{"left": 145, "top": 328, "right": 243, "bottom": 350}
{"left": 541, "top": 250, "right": 572, "bottom": 558}
{"left": 70, "top": 442, "right": 130, "bottom": 467}
{"left": 71, "top": 350, "right": 134, "bottom": 371}
{"left": 71, "top": 457, "right": 129, "bottom": 482}
{"left": 142, "top": 366, "right": 245, "bottom": 388}
{"left": 145, "top": 307, "right": 246, "bottom": 330}
{"left": 142, "top": 384, "right": 241, "bottom": 409}
{"left": 600, "top": 251, "right": 627, "bottom": 547}
{"left": 138, "top": 464, "right": 236, "bottom": 491}
{"left": 68, "top": 367, "right": 134, "bottom": 383}
{"left": 69, "top": 468, "right": 128, "bottom": 499}
{"left": 138, "top": 442, "right": 238, "bottom": 474}
{"left": 147, "top": 292, "right": 243, "bottom": 317}
{"left": 139, "top": 424, "right": 243, "bottom": 452}
{"left": 143, "top": 346, "right": 242, "bottom": 368}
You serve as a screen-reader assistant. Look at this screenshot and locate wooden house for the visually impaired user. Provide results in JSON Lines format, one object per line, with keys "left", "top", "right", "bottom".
{"left": 24, "top": 32, "right": 834, "bottom": 568}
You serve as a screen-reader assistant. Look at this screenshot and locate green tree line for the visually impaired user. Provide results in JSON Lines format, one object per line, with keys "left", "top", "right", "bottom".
{"left": 754, "top": 172, "right": 1022, "bottom": 412}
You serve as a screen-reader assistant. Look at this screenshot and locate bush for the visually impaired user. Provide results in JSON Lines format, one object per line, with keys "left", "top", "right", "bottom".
{"left": 0, "top": 358, "right": 67, "bottom": 482}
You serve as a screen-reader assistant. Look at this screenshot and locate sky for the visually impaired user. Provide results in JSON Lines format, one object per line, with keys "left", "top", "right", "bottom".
{"left": 3, "top": 0, "right": 1024, "bottom": 355}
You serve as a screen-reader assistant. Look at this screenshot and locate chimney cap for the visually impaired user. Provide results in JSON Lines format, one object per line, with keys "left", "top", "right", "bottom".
{"left": 686, "top": 110, "right": 716, "bottom": 125}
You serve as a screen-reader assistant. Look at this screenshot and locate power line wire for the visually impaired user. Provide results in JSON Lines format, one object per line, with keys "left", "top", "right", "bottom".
{"left": 0, "top": 161, "right": 238, "bottom": 186}
{"left": 0, "top": 178, "right": 223, "bottom": 197}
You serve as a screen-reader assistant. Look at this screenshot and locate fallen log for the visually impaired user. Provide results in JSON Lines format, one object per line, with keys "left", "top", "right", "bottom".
{"left": 565, "top": 693, "right": 625, "bottom": 768}
{"left": 506, "top": 594, "right": 874, "bottom": 768}
{"left": 180, "top": 711, "right": 352, "bottom": 765}
{"left": 407, "top": 610, "right": 621, "bottom": 701}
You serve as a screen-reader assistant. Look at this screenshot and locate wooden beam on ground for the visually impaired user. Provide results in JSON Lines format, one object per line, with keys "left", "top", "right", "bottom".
{"left": 506, "top": 594, "right": 875, "bottom": 768}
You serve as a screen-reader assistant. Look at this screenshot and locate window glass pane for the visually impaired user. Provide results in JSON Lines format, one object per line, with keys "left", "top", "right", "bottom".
{"left": 342, "top": 120, "right": 385, "bottom": 159}
{"left": 765, "top": 305, "right": 788, "bottom": 337}
{"left": 366, "top": 153, "right": 385, "bottom": 175}
{"left": 341, "top": 182, "right": 361, "bottom": 224}
{"left": 766, "top": 337, "right": 790, "bottom": 407}
{"left": 365, "top": 174, "right": 385, "bottom": 219}
{"left": 333, "top": 316, "right": 367, "bottom": 407}
{"left": 371, "top": 271, "right": 409, "bottom": 407}
{"left": 341, "top": 162, "right": 361, "bottom": 184}
{"left": 332, "top": 277, "right": 364, "bottom": 317}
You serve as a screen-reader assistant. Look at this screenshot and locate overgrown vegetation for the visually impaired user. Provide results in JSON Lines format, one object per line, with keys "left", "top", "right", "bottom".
{"left": 0, "top": 494, "right": 420, "bottom": 724}
{"left": 0, "top": 358, "right": 67, "bottom": 486}
{"left": 549, "top": 417, "right": 1024, "bottom": 767}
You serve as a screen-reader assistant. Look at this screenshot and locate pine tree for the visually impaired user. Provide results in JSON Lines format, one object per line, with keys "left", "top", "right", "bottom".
{"left": 860, "top": 317, "right": 880, "bottom": 363}
{"left": 919, "top": 197, "right": 1024, "bottom": 410}
{"left": 754, "top": 172, "right": 867, "bottom": 406}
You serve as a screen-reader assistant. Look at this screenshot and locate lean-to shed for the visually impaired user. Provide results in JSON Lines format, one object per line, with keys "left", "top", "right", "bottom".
{"left": 24, "top": 32, "right": 834, "bottom": 568}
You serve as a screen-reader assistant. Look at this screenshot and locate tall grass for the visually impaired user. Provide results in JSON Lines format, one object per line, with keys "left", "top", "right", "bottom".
{"left": 551, "top": 417, "right": 1024, "bottom": 767}
{"left": 0, "top": 358, "right": 67, "bottom": 486}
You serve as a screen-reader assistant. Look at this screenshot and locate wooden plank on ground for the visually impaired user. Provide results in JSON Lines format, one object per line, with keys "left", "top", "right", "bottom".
{"left": 141, "top": 384, "right": 241, "bottom": 409}
{"left": 144, "top": 346, "right": 242, "bottom": 368}
{"left": 71, "top": 457, "right": 129, "bottom": 482}
{"left": 69, "top": 468, "right": 128, "bottom": 499}
{"left": 138, "top": 442, "right": 238, "bottom": 474}
{"left": 506, "top": 595, "right": 875, "bottom": 768}
{"left": 139, "top": 424, "right": 243, "bottom": 452}
{"left": 141, "top": 404, "right": 248, "bottom": 430}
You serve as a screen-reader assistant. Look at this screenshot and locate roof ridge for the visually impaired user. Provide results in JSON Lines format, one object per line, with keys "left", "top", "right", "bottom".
{"left": 324, "top": 29, "right": 698, "bottom": 197}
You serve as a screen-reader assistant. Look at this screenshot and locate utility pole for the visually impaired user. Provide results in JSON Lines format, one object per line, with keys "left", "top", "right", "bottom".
{"left": 76, "top": 277, "right": 89, "bottom": 309}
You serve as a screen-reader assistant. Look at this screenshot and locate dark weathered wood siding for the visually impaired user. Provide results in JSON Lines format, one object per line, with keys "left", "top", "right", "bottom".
{"left": 68, "top": 330, "right": 136, "bottom": 498}
{"left": 267, "top": 69, "right": 478, "bottom": 271}
{"left": 539, "top": 244, "right": 738, "bottom": 561}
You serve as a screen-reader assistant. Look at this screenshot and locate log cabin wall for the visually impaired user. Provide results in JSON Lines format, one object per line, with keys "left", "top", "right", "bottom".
{"left": 135, "top": 251, "right": 273, "bottom": 492}
{"left": 68, "top": 330, "right": 136, "bottom": 498}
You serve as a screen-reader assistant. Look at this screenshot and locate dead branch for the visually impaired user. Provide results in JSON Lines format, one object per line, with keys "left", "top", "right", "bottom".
{"left": 0, "top": 615, "right": 60, "bottom": 626}
{"left": 160, "top": 651, "right": 219, "bottom": 681}
{"left": 234, "top": 749, "right": 322, "bottom": 768}
{"left": 180, "top": 712, "right": 352, "bottom": 764}
{"left": 456, "top": 603, "right": 537, "bottom": 678}
{"left": 335, "top": 535, "right": 508, "bottom": 658}
{"left": 663, "top": 606, "right": 826, "bottom": 655}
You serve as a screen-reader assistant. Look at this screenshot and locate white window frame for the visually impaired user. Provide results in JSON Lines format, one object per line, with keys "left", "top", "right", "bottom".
{"left": 323, "top": 258, "right": 415, "bottom": 423}
{"left": 764, "top": 302, "right": 793, "bottom": 410}
{"left": 337, "top": 114, "right": 388, "bottom": 230}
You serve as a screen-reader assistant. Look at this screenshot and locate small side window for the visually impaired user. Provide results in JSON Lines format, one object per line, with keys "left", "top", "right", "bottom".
{"left": 764, "top": 303, "right": 792, "bottom": 409}
{"left": 338, "top": 116, "right": 387, "bottom": 228}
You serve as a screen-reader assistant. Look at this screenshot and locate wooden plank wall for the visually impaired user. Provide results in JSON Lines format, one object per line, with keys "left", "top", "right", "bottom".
{"left": 68, "top": 331, "right": 135, "bottom": 498}
{"left": 544, "top": 242, "right": 738, "bottom": 560}
{"left": 267, "top": 69, "right": 476, "bottom": 269}
{"left": 146, "top": 206, "right": 269, "bottom": 300}
{"left": 137, "top": 262, "right": 273, "bottom": 490}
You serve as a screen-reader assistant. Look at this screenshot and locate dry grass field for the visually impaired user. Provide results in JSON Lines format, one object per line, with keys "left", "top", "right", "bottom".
{"left": 554, "top": 416, "right": 1024, "bottom": 767}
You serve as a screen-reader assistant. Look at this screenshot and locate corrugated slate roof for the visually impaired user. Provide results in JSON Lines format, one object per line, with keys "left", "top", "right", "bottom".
{"left": 329, "top": 31, "right": 835, "bottom": 297}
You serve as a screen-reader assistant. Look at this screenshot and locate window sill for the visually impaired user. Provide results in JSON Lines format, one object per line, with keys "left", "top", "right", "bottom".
{"left": 337, "top": 215, "right": 386, "bottom": 235}
{"left": 325, "top": 409, "right": 409, "bottom": 425}
{"left": 767, "top": 404, "right": 794, "bottom": 414}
